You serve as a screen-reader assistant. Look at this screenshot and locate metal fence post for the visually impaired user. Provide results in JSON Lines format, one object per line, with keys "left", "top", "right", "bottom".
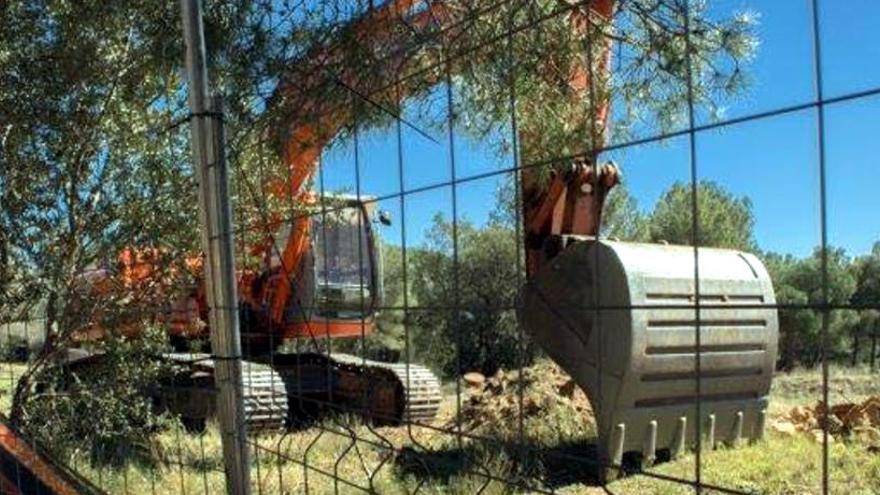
{"left": 180, "top": 0, "right": 251, "bottom": 493}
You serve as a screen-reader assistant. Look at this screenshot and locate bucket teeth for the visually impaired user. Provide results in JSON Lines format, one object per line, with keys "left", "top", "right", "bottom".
{"left": 707, "top": 413, "right": 716, "bottom": 449}
{"left": 671, "top": 416, "right": 687, "bottom": 458}
{"left": 643, "top": 420, "right": 657, "bottom": 467}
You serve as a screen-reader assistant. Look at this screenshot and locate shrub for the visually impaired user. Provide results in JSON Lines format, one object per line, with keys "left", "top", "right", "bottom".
{"left": 13, "top": 325, "right": 174, "bottom": 465}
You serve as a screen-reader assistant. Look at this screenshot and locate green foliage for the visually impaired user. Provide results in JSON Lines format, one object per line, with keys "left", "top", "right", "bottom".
{"left": 365, "top": 242, "right": 409, "bottom": 360}
{"left": 840, "top": 244, "right": 880, "bottom": 365}
{"left": 851, "top": 242, "right": 880, "bottom": 307}
{"left": 0, "top": 0, "right": 201, "bottom": 360}
{"left": 409, "top": 214, "right": 531, "bottom": 378}
{"left": 258, "top": 0, "right": 758, "bottom": 187}
{"left": 601, "top": 183, "right": 650, "bottom": 241}
{"left": 649, "top": 181, "right": 756, "bottom": 250}
{"left": 462, "top": 0, "right": 758, "bottom": 168}
{"left": 14, "top": 325, "right": 173, "bottom": 465}
{"left": 764, "top": 249, "right": 858, "bottom": 369}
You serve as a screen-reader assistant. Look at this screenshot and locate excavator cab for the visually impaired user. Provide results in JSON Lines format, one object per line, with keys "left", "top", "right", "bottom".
{"left": 265, "top": 195, "right": 383, "bottom": 340}
{"left": 310, "top": 198, "right": 381, "bottom": 320}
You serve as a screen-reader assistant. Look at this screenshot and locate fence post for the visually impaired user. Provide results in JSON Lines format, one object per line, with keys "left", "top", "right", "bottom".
{"left": 180, "top": 0, "right": 251, "bottom": 493}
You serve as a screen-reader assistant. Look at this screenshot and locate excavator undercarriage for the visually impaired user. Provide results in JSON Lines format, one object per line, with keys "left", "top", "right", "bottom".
{"left": 50, "top": 195, "right": 444, "bottom": 434}
{"left": 58, "top": 350, "right": 442, "bottom": 434}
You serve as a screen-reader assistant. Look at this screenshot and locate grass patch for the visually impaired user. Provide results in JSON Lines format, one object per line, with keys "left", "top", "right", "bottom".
{"left": 0, "top": 362, "right": 26, "bottom": 414}
{"left": 771, "top": 365, "right": 879, "bottom": 411}
{"left": 0, "top": 361, "right": 877, "bottom": 494}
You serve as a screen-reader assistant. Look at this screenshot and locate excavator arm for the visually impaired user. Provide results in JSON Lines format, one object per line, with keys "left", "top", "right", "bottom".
{"left": 266, "top": 0, "right": 619, "bottom": 323}
{"left": 263, "top": 0, "right": 453, "bottom": 324}
{"left": 60, "top": 0, "right": 778, "bottom": 475}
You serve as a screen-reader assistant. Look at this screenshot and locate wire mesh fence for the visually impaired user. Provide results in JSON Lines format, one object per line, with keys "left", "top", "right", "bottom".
{"left": 1, "top": 0, "right": 880, "bottom": 493}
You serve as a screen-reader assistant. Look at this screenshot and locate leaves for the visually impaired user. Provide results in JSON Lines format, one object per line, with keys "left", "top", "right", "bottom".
{"left": 601, "top": 182, "right": 650, "bottom": 241}
{"left": 765, "top": 248, "right": 859, "bottom": 369}
{"left": 648, "top": 180, "right": 756, "bottom": 251}
{"left": 409, "top": 215, "right": 529, "bottom": 377}
{"left": 14, "top": 325, "right": 174, "bottom": 465}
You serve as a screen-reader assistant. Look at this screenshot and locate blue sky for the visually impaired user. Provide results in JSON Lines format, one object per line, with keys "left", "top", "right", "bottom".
{"left": 318, "top": 0, "right": 880, "bottom": 257}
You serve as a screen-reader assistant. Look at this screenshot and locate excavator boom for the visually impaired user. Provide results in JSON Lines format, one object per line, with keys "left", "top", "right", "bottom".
{"left": 265, "top": 0, "right": 619, "bottom": 322}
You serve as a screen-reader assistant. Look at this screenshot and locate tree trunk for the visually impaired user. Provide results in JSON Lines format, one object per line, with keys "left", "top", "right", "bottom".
{"left": 852, "top": 331, "right": 861, "bottom": 367}
{"left": 9, "top": 290, "right": 57, "bottom": 426}
{"left": 0, "top": 233, "right": 7, "bottom": 303}
{"left": 871, "top": 333, "right": 877, "bottom": 371}
{"left": 41, "top": 291, "right": 58, "bottom": 356}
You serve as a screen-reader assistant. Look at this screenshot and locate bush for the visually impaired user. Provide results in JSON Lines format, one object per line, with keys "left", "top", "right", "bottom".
{"left": 13, "top": 325, "right": 174, "bottom": 465}
{"left": 410, "top": 216, "right": 535, "bottom": 378}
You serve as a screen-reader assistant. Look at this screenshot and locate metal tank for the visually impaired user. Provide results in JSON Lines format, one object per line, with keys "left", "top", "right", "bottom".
{"left": 518, "top": 240, "right": 778, "bottom": 478}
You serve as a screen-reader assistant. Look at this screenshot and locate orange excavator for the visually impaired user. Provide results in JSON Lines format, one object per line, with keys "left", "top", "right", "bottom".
{"left": 59, "top": 0, "right": 619, "bottom": 433}
{"left": 57, "top": 0, "right": 777, "bottom": 478}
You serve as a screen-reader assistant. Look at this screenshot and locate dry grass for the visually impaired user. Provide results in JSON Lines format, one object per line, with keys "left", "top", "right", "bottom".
{"left": 0, "top": 360, "right": 877, "bottom": 494}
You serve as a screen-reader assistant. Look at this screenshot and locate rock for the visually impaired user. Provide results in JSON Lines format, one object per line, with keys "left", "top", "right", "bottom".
{"left": 824, "top": 414, "right": 845, "bottom": 434}
{"left": 463, "top": 372, "right": 486, "bottom": 388}
{"left": 861, "top": 398, "right": 880, "bottom": 425}
{"left": 789, "top": 405, "right": 814, "bottom": 427}
{"left": 782, "top": 396, "right": 880, "bottom": 437}
{"left": 448, "top": 360, "right": 595, "bottom": 434}
{"left": 770, "top": 421, "right": 797, "bottom": 436}
{"left": 831, "top": 402, "right": 859, "bottom": 421}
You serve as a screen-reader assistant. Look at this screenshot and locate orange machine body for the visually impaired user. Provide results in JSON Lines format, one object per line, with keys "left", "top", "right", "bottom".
{"left": 76, "top": 196, "right": 381, "bottom": 346}
{"left": 77, "top": 0, "right": 617, "bottom": 348}
{"left": 238, "top": 196, "right": 383, "bottom": 343}
{"left": 272, "top": 0, "right": 618, "bottom": 281}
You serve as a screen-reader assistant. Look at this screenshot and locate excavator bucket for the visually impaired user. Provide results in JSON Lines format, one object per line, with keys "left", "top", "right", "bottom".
{"left": 519, "top": 240, "right": 778, "bottom": 479}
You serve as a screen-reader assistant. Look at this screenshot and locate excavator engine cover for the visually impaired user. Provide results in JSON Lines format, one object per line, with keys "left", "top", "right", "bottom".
{"left": 519, "top": 240, "right": 778, "bottom": 476}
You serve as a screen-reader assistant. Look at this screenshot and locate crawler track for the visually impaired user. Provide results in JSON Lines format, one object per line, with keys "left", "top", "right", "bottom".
{"left": 263, "top": 353, "right": 442, "bottom": 427}
{"left": 55, "top": 350, "right": 442, "bottom": 434}
{"left": 327, "top": 353, "right": 443, "bottom": 424}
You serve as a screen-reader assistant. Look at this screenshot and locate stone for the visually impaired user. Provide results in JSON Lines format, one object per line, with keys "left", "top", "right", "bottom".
{"left": 463, "top": 372, "right": 486, "bottom": 388}
{"left": 770, "top": 421, "right": 797, "bottom": 436}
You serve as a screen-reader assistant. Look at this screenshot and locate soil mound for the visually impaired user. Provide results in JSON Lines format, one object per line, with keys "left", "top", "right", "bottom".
{"left": 452, "top": 360, "right": 593, "bottom": 433}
